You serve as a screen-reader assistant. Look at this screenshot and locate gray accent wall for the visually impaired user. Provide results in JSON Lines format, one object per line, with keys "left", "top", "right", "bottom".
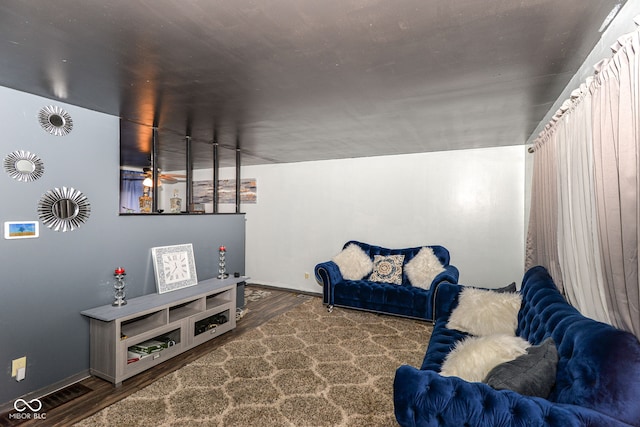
{"left": 0, "top": 86, "right": 245, "bottom": 406}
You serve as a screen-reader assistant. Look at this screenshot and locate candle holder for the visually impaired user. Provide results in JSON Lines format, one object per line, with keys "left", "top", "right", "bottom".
{"left": 113, "top": 267, "right": 127, "bottom": 306}
{"left": 217, "top": 246, "right": 229, "bottom": 279}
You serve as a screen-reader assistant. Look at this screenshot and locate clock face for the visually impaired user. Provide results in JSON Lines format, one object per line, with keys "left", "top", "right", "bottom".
{"left": 162, "top": 251, "right": 190, "bottom": 284}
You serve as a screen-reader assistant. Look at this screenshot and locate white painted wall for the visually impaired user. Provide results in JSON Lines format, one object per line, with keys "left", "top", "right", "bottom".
{"left": 208, "top": 145, "right": 526, "bottom": 293}
{"left": 164, "top": 146, "right": 526, "bottom": 291}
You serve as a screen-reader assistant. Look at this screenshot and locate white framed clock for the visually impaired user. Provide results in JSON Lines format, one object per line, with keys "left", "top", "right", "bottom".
{"left": 151, "top": 243, "right": 198, "bottom": 294}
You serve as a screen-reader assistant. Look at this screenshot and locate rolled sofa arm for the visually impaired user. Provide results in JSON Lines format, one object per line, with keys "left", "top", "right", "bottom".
{"left": 314, "top": 261, "right": 343, "bottom": 306}
{"left": 432, "top": 282, "right": 462, "bottom": 322}
{"left": 432, "top": 265, "right": 459, "bottom": 287}
{"left": 393, "top": 366, "right": 631, "bottom": 427}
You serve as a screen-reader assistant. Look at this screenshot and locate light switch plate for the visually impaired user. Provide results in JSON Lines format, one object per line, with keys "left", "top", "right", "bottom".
{"left": 16, "top": 367, "right": 26, "bottom": 381}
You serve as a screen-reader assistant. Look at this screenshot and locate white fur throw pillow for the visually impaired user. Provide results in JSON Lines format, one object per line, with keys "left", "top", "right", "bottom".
{"left": 404, "top": 247, "right": 445, "bottom": 289}
{"left": 332, "top": 244, "right": 373, "bottom": 280}
{"left": 440, "top": 334, "right": 530, "bottom": 382}
{"left": 446, "top": 287, "right": 522, "bottom": 336}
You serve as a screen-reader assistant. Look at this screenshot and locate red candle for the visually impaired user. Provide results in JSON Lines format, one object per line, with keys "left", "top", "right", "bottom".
{"left": 115, "top": 267, "right": 125, "bottom": 275}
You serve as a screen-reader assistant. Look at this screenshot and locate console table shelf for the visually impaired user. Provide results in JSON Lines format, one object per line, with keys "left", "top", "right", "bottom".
{"left": 81, "top": 276, "right": 246, "bottom": 386}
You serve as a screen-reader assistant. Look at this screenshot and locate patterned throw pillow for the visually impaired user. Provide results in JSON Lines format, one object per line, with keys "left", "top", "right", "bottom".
{"left": 369, "top": 255, "right": 405, "bottom": 285}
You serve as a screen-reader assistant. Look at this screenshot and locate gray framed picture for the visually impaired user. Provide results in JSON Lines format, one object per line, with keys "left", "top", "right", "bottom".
{"left": 151, "top": 243, "right": 198, "bottom": 294}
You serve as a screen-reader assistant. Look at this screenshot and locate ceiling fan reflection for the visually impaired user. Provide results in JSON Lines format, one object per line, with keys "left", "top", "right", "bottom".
{"left": 140, "top": 167, "right": 186, "bottom": 185}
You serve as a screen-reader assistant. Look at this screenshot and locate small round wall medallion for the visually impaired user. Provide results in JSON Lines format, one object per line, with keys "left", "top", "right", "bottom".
{"left": 3, "top": 150, "right": 45, "bottom": 182}
{"left": 38, "top": 105, "right": 73, "bottom": 136}
{"left": 37, "top": 187, "right": 91, "bottom": 232}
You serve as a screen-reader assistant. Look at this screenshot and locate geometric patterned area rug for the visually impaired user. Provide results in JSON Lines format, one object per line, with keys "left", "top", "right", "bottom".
{"left": 74, "top": 297, "right": 433, "bottom": 427}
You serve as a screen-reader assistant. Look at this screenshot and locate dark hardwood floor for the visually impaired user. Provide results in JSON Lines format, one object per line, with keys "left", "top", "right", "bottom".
{"left": 3, "top": 285, "right": 315, "bottom": 427}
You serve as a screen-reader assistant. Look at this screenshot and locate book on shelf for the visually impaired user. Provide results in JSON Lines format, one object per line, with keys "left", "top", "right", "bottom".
{"left": 129, "top": 336, "right": 177, "bottom": 355}
{"left": 129, "top": 340, "right": 166, "bottom": 354}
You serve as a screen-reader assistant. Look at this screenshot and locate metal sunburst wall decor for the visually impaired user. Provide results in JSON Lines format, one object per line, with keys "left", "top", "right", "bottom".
{"left": 37, "top": 187, "right": 91, "bottom": 232}
{"left": 38, "top": 105, "right": 73, "bottom": 136}
{"left": 3, "top": 150, "right": 45, "bottom": 182}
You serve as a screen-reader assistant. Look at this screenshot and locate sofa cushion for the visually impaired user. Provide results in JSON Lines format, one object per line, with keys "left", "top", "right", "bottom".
{"left": 440, "top": 334, "right": 529, "bottom": 382}
{"left": 334, "top": 280, "right": 433, "bottom": 319}
{"left": 484, "top": 337, "right": 558, "bottom": 398}
{"left": 332, "top": 243, "right": 373, "bottom": 280}
{"left": 369, "top": 254, "right": 404, "bottom": 285}
{"left": 404, "top": 246, "right": 445, "bottom": 289}
{"left": 447, "top": 287, "right": 522, "bottom": 336}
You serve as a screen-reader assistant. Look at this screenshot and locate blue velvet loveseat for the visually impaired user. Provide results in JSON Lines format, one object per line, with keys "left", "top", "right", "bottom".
{"left": 393, "top": 266, "right": 640, "bottom": 427}
{"left": 314, "top": 241, "right": 459, "bottom": 322}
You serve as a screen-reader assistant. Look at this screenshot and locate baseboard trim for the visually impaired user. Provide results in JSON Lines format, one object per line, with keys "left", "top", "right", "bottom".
{"left": 0, "top": 370, "right": 90, "bottom": 414}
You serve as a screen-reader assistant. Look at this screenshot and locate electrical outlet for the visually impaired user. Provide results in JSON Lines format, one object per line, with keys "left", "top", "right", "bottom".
{"left": 11, "top": 357, "right": 26, "bottom": 378}
{"left": 304, "top": 272, "right": 310, "bottom": 279}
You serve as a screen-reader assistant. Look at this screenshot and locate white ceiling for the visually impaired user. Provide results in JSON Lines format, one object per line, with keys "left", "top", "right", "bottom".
{"left": 0, "top": 0, "right": 626, "bottom": 169}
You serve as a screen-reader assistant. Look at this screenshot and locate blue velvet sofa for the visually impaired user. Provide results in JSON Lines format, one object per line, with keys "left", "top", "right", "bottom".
{"left": 393, "top": 266, "right": 640, "bottom": 427}
{"left": 314, "top": 241, "right": 459, "bottom": 322}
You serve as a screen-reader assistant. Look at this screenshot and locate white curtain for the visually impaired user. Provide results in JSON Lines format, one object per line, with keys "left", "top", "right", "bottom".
{"left": 120, "top": 170, "right": 144, "bottom": 213}
{"left": 529, "top": 21, "right": 640, "bottom": 337}
{"left": 526, "top": 130, "right": 564, "bottom": 292}
{"left": 591, "top": 31, "right": 640, "bottom": 335}
{"left": 555, "top": 84, "right": 612, "bottom": 324}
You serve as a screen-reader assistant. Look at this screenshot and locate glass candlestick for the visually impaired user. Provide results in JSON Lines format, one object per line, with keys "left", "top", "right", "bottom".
{"left": 217, "top": 246, "right": 229, "bottom": 279}
{"left": 113, "top": 267, "right": 127, "bottom": 306}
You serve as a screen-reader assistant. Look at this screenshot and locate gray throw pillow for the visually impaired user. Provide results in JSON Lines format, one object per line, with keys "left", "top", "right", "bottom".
{"left": 483, "top": 337, "right": 558, "bottom": 398}
{"left": 494, "top": 282, "right": 517, "bottom": 293}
